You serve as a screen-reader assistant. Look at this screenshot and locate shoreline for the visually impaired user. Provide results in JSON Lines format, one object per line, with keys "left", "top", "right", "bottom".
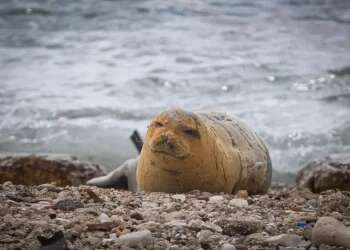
{"left": 1, "top": 182, "right": 349, "bottom": 250}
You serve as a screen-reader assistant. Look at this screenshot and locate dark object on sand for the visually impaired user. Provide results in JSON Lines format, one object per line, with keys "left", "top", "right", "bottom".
{"left": 0, "top": 153, "right": 106, "bottom": 186}
{"left": 296, "top": 158, "right": 350, "bottom": 193}
{"left": 130, "top": 130, "right": 143, "bottom": 153}
{"left": 38, "top": 231, "right": 67, "bottom": 250}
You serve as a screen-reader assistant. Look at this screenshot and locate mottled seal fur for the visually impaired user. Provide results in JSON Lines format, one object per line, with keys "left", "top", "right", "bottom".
{"left": 88, "top": 109, "right": 272, "bottom": 194}
{"left": 137, "top": 109, "right": 272, "bottom": 194}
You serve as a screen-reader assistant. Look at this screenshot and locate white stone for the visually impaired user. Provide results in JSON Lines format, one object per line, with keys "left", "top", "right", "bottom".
{"left": 222, "top": 243, "right": 237, "bottom": 250}
{"left": 117, "top": 230, "right": 152, "bottom": 247}
{"left": 266, "top": 234, "right": 302, "bottom": 247}
{"left": 208, "top": 195, "right": 224, "bottom": 204}
{"left": 98, "top": 213, "right": 111, "bottom": 223}
{"left": 172, "top": 194, "right": 186, "bottom": 202}
{"left": 197, "top": 230, "right": 213, "bottom": 243}
{"left": 165, "top": 220, "right": 187, "bottom": 228}
{"left": 229, "top": 198, "right": 248, "bottom": 208}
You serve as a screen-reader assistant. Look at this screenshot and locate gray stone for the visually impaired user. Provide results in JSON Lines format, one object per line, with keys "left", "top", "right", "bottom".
{"left": 208, "top": 195, "right": 224, "bottom": 204}
{"left": 172, "top": 194, "right": 186, "bottom": 202}
{"left": 217, "top": 219, "right": 262, "bottom": 236}
{"left": 229, "top": 198, "right": 248, "bottom": 208}
{"left": 312, "top": 216, "right": 350, "bottom": 248}
{"left": 116, "top": 230, "right": 153, "bottom": 247}
{"left": 98, "top": 213, "right": 111, "bottom": 223}
{"left": 266, "top": 234, "right": 302, "bottom": 247}
{"left": 222, "top": 243, "right": 236, "bottom": 250}
{"left": 296, "top": 158, "right": 350, "bottom": 193}
{"left": 197, "top": 230, "right": 213, "bottom": 243}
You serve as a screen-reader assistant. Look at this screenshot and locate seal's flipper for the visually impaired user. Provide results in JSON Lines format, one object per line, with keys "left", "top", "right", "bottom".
{"left": 87, "top": 158, "right": 138, "bottom": 192}
{"left": 86, "top": 168, "right": 128, "bottom": 189}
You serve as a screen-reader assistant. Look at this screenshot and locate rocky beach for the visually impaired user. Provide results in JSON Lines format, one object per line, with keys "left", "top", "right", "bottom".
{"left": 1, "top": 156, "right": 350, "bottom": 250}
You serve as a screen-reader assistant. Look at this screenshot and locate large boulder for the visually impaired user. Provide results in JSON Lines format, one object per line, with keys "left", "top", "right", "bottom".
{"left": 312, "top": 216, "right": 350, "bottom": 248}
{"left": 296, "top": 158, "right": 350, "bottom": 193}
{"left": 0, "top": 153, "right": 106, "bottom": 186}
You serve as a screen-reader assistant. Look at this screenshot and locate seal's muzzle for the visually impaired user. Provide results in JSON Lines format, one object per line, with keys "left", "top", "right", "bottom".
{"left": 150, "top": 133, "right": 189, "bottom": 159}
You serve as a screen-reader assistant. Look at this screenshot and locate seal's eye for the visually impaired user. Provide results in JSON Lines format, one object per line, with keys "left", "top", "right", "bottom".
{"left": 183, "top": 128, "right": 200, "bottom": 139}
{"left": 154, "top": 121, "right": 164, "bottom": 128}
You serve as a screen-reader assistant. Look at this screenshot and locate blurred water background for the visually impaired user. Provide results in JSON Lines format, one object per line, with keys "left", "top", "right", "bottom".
{"left": 1, "top": 0, "right": 350, "bottom": 180}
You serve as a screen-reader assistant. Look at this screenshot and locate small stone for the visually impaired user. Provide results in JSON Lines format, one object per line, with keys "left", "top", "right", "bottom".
{"left": 172, "top": 194, "right": 186, "bottom": 202}
{"left": 98, "top": 213, "right": 111, "bottom": 223}
{"left": 165, "top": 220, "right": 187, "bottom": 229}
{"left": 217, "top": 219, "right": 262, "bottom": 236}
{"left": 197, "top": 230, "right": 213, "bottom": 243}
{"left": 116, "top": 230, "right": 152, "bottom": 247}
{"left": 53, "top": 198, "right": 83, "bottom": 211}
{"left": 222, "top": 243, "right": 236, "bottom": 250}
{"left": 130, "top": 211, "right": 143, "bottom": 220}
{"left": 266, "top": 234, "right": 302, "bottom": 247}
{"left": 245, "top": 232, "right": 266, "bottom": 243}
{"left": 229, "top": 199, "right": 248, "bottom": 208}
{"left": 37, "top": 231, "right": 67, "bottom": 250}
{"left": 202, "top": 222, "right": 223, "bottom": 233}
{"left": 84, "top": 188, "right": 104, "bottom": 203}
{"left": 208, "top": 195, "right": 224, "bottom": 204}
{"left": 86, "top": 222, "right": 115, "bottom": 231}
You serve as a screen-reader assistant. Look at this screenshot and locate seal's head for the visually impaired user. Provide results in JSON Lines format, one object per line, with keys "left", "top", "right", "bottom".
{"left": 147, "top": 109, "right": 202, "bottom": 160}
{"left": 136, "top": 109, "right": 234, "bottom": 193}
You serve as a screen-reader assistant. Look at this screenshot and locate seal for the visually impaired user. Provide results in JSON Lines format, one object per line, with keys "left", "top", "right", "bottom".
{"left": 137, "top": 109, "right": 272, "bottom": 194}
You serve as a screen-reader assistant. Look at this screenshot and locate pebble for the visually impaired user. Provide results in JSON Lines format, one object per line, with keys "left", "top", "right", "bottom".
{"left": 197, "top": 230, "right": 213, "bottom": 243}
{"left": 116, "top": 230, "right": 153, "bottom": 247}
{"left": 229, "top": 198, "right": 248, "bottom": 208}
{"left": 130, "top": 211, "right": 143, "bottom": 220}
{"left": 53, "top": 198, "right": 83, "bottom": 211}
{"left": 222, "top": 243, "right": 237, "bottom": 250}
{"left": 98, "top": 213, "right": 111, "bottom": 223}
{"left": 217, "top": 219, "right": 262, "bottom": 236}
{"left": 165, "top": 220, "right": 187, "bottom": 229}
{"left": 208, "top": 195, "right": 224, "bottom": 204}
{"left": 172, "top": 194, "right": 186, "bottom": 202}
{"left": 265, "top": 233, "right": 302, "bottom": 247}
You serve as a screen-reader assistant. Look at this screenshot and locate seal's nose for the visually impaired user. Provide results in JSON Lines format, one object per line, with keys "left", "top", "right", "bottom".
{"left": 150, "top": 132, "right": 188, "bottom": 159}
{"left": 154, "top": 134, "right": 175, "bottom": 151}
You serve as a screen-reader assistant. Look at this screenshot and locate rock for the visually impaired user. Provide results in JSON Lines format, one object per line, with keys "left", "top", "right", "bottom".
{"left": 216, "top": 219, "right": 262, "bottom": 236}
{"left": 222, "top": 243, "right": 236, "bottom": 250}
{"left": 208, "top": 195, "right": 224, "bottom": 204}
{"left": 53, "top": 199, "right": 83, "bottom": 211}
{"left": 197, "top": 230, "right": 213, "bottom": 243}
{"left": 116, "top": 230, "right": 153, "bottom": 247}
{"left": 245, "top": 232, "right": 266, "bottom": 243}
{"left": 229, "top": 198, "right": 248, "bottom": 208}
{"left": 0, "top": 153, "right": 105, "bottom": 186}
{"left": 265, "top": 233, "right": 302, "bottom": 247}
{"left": 296, "top": 158, "right": 350, "bottom": 193}
{"left": 165, "top": 220, "right": 187, "bottom": 229}
{"left": 130, "top": 211, "right": 143, "bottom": 220}
{"left": 86, "top": 222, "right": 116, "bottom": 231}
{"left": 37, "top": 231, "right": 67, "bottom": 250}
{"left": 83, "top": 188, "right": 104, "bottom": 203}
{"left": 98, "top": 213, "right": 111, "bottom": 223}
{"left": 172, "top": 194, "right": 186, "bottom": 202}
{"left": 312, "top": 216, "right": 350, "bottom": 248}
{"left": 318, "top": 191, "right": 350, "bottom": 215}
